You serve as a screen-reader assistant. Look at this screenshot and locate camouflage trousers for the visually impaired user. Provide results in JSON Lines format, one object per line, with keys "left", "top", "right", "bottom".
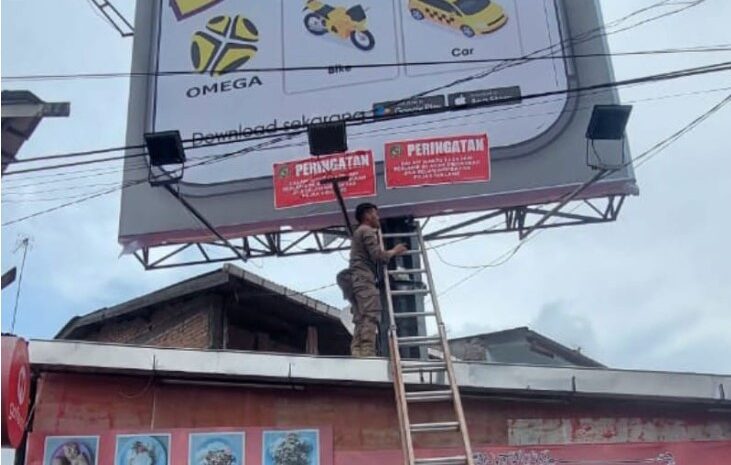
{"left": 350, "top": 280, "right": 382, "bottom": 357}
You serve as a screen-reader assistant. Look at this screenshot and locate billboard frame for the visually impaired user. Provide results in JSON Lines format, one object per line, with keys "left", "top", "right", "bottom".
{"left": 121, "top": 0, "right": 638, "bottom": 262}
{"left": 131, "top": 193, "right": 626, "bottom": 270}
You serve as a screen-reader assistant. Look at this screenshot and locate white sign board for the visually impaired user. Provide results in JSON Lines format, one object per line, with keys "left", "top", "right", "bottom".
{"left": 119, "top": 0, "right": 637, "bottom": 248}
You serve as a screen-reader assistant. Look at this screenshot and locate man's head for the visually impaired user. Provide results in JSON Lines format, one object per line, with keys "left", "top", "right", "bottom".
{"left": 355, "top": 202, "right": 379, "bottom": 228}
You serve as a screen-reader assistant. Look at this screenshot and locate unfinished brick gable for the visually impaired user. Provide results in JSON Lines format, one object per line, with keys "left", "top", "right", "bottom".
{"left": 85, "top": 295, "right": 215, "bottom": 349}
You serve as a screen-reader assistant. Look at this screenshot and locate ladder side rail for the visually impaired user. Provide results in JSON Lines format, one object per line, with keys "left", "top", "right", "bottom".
{"left": 380, "top": 231, "right": 416, "bottom": 465}
{"left": 416, "top": 225, "right": 475, "bottom": 465}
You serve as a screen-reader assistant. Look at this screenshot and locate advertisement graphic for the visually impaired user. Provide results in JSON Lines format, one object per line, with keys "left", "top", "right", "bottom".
{"left": 170, "top": 0, "right": 224, "bottom": 21}
{"left": 150, "top": 0, "right": 565, "bottom": 183}
{"left": 189, "top": 432, "right": 245, "bottom": 465}
{"left": 385, "top": 134, "right": 489, "bottom": 188}
{"left": 43, "top": 437, "right": 99, "bottom": 465}
{"left": 407, "top": 0, "right": 508, "bottom": 38}
{"left": 273, "top": 151, "right": 376, "bottom": 209}
{"left": 191, "top": 15, "right": 259, "bottom": 76}
{"left": 303, "top": 1, "right": 375, "bottom": 52}
{"left": 263, "top": 430, "right": 320, "bottom": 465}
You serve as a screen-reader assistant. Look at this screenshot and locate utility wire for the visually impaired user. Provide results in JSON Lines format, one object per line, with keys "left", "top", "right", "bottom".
{"left": 4, "top": 60, "right": 731, "bottom": 177}
{"left": 4, "top": 0, "right": 708, "bottom": 172}
{"left": 4, "top": 47, "right": 730, "bottom": 82}
{"left": 433, "top": 92, "right": 731, "bottom": 294}
{"left": 4, "top": 83, "right": 730, "bottom": 194}
{"left": 10, "top": 237, "right": 31, "bottom": 333}
{"left": 0, "top": 1, "right": 718, "bottom": 211}
{"left": 4, "top": 88, "right": 728, "bottom": 225}
{"left": 1, "top": 133, "right": 299, "bottom": 227}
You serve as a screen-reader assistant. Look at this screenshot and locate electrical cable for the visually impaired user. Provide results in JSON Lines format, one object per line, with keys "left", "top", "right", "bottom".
{"left": 4, "top": 46, "right": 730, "bottom": 82}
{"left": 5, "top": 83, "right": 730, "bottom": 195}
{"left": 1, "top": 132, "right": 299, "bottom": 227}
{"left": 10, "top": 238, "right": 31, "bottom": 333}
{"left": 4, "top": 0, "right": 710, "bottom": 174}
{"left": 4, "top": 60, "right": 730, "bottom": 177}
{"left": 431, "top": 92, "right": 731, "bottom": 295}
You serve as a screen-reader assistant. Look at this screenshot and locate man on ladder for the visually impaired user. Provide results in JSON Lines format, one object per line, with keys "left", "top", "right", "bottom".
{"left": 337, "top": 202, "right": 408, "bottom": 357}
{"left": 338, "top": 203, "right": 475, "bottom": 465}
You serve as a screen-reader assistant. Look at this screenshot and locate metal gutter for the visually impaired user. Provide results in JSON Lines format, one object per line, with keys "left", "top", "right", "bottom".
{"left": 29, "top": 339, "right": 730, "bottom": 404}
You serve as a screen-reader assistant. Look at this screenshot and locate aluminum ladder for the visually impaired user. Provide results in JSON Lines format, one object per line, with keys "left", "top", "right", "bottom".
{"left": 380, "top": 224, "right": 475, "bottom": 465}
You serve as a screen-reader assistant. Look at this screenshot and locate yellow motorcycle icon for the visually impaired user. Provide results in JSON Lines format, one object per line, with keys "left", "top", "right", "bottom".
{"left": 303, "top": 0, "right": 375, "bottom": 51}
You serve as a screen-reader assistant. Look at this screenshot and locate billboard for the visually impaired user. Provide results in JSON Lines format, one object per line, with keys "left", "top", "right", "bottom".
{"left": 119, "top": 0, "right": 638, "bottom": 248}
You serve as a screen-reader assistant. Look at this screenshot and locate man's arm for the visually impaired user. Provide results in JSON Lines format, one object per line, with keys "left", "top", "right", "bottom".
{"left": 362, "top": 228, "right": 407, "bottom": 264}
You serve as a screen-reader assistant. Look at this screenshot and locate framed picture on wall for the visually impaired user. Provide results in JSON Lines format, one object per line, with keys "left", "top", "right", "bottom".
{"left": 189, "top": 432, "right": 245, "bottom": 465}
{"left": 44, "top": 436, "right": 100, "bottom": 465}
{"left": 262, "top": 429, "right": 319, "bottom": 465}
{"left": 114, "top": 434, "right": 171, "bottom": 465}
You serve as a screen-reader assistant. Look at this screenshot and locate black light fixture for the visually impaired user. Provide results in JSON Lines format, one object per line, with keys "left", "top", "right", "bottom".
{"left": 307, "top": 121, "right": 347, "bottom": 156}
{"left": 144, "top": 130, "right": 186, "bottom": 186}
{"left": 586, "top": 104, "right": 632, "bottom": 140}
{"left": 585, "top": 104, "right": 632, "bottom": 169}
{"left": 306, "top": 120, "right": 353, "bottom": 235}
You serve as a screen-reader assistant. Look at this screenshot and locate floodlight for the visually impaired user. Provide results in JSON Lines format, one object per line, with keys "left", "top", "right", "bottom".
{"left": 586, "top": 105, "right": 632, "bottom": 140}
{"left": 307, "top": 121, "right": 347, "bottom": 156}
{"left": 144, "top": 130, "right": 186, "bottom": 186}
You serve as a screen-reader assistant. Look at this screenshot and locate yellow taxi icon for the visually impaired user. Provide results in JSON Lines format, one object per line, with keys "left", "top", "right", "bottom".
{"left": 408, "top": 0, "right": 507, "bottom": 37}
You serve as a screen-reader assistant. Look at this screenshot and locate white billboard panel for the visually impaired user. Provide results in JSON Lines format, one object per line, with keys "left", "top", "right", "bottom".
{"left": 120, "top": 0, "right": 638, "bottom": 248}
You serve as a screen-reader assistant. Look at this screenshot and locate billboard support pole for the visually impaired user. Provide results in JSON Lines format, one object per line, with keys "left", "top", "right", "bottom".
{"left": 163, "top": 185, "right": 248, "bottom": 262}
{"left": 518, "top": 169, "right": 611, "bottom": 240}
{"left": 320, "top": 176, "right": 353, "bottom": 237}
{"left": 380, "top": 217, "right": 427, "bottom": 360}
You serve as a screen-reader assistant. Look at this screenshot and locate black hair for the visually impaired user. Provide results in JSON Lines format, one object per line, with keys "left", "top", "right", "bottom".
{"left": 355, "top": 202, "right": 377, "bottom": 223}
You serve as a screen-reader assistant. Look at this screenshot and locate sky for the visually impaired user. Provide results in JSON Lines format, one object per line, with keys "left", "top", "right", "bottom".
{"left": 1, "top": 0, "right": 731, "bottom": 398}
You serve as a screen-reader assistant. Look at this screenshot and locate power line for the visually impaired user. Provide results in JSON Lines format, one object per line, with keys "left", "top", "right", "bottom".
{"left": 10, "top": 237, "right": 31, "bottom": 333}
{"left": 4, "top": 83, "right": 730, "bottom": 194}
{"left": 4, "top": 46, "right": 730, "bottom": 82}
{"left": 1, "top": 133, "right": 299, "bottom": 227}
{"left": 432, "top": 92, "right": 731, "bottom": 295}
{"left": 4, "top": 0, "right": 709, "bottom": 173}
{"left": 4, "top": 60, "right": 730, "bottom": 177}
{"left": 0, "top": 1, "right": 719, "bottom": 210}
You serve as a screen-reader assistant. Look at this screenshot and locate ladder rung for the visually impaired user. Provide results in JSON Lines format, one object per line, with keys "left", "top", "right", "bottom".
{"left": 382, "top": 232, "right": 419, "bottom": 238}
{"left": 388, "top": 268, "right": 426, "bottom": 275}
{"left": 394, "top": 311, "right": 436, "bottom": 319}
{"left": 410, "top": 421, "right": 460, "bottom": 433}
{"left": 398, "top": 335, "right": 441, "bottom": 346}
{"left": 401, "top": 361, "right": 447, "bottom": 373}
{"left": 405, "top": 390, "right": 452, "bottom": 402}
{"left": 415, "top": 456, "right": 468, "bottom": 465}
{"left": 390, "top": 288, "right": 430, "bottom": 296}
{"left": 401, "top": 249, "right": 424, "bottom": 255}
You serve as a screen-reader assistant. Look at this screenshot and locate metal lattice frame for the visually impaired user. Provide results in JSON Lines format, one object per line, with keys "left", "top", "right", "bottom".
{"left": 133, "top": 195, "right": 626, "bottom": 270}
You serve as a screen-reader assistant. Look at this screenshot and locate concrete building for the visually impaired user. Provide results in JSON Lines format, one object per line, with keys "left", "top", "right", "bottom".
{"left": 20, "top": 339, "right": 731, "bottom": 465}
{"left": 447, "top": 327, "right": 604, "bottom": 367}
{"left": 10, "top": 266, "right": 730, "bottom": 465}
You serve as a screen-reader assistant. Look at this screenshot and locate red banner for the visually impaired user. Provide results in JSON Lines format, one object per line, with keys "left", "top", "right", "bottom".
{"left": 273, "top": 151, "right": 376, "bottom": 209}
{"left": 385, "top": 134, "right": 490, "bottom": 188}
{"left": 2, "top": 336, "right": 30, "bottom": 448}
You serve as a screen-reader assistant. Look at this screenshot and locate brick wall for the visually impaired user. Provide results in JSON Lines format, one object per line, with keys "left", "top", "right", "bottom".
{"left": 85, "top": 295, "right": 215, "bottom": 349}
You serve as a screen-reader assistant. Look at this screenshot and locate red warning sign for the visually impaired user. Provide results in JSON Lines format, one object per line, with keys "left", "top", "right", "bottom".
{"left": 273, "top": 150, "right": 376, "bottom": 209}
{"left": 385, "top": 134, "right": 490, "bottom": 188}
